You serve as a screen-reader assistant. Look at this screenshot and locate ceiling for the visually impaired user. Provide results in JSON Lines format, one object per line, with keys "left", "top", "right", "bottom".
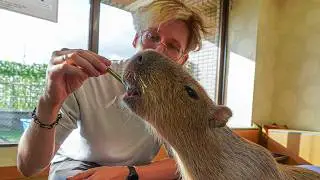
{"left": 101, "top": 0, "right": 219, "bottom": 13}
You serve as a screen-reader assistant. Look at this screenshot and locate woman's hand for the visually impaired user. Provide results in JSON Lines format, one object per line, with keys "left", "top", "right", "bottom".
{"left": 67, "top": 166, "right": 129, "bottom": 180}
{"left": 43, "top": 48, "right": 111, "bottom": 110}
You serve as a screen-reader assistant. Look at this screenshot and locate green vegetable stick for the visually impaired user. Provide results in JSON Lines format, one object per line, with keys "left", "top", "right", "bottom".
{"left": 106, "top": 67, "right": 124, "bottom": 86}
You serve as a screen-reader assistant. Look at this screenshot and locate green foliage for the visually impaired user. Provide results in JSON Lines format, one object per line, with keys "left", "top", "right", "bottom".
{"left": 0, "top": 60, "right": 47, "bottom": 80}
{"left": 0, "top": 60, "right": 47, "bottom": 110}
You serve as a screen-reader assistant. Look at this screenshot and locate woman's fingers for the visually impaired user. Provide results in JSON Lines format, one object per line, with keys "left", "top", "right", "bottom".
{"left": 67, "top": 168, "right": 96, "bottom": 180}
{"left": 49, "top": 62, "right": 89, "bottom": 80}
{"left": 86, "top": 50, "right": 112, "bottom": 66}
{"left": 51, "top": 49, "right": 111, "bottom": 76}
{"left": 51, "top": 53, "right": 98, "bottom": 77}
{"left": 51, "top": 54, "right": 71, "bottom": 65}
{"left": 69, "top": 53, "right": 101, "bottom": 77}
{"left": 77, "top": 50, "right": 109, "bottom": 74}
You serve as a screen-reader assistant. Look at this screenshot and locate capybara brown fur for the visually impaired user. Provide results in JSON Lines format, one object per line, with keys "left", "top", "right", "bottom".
{"left": 122, "top": 50, "right": 320, "bottom": 180}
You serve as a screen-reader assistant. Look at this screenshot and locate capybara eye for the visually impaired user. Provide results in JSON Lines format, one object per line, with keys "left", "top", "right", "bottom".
{"left": 184, "top": 85, "right": 199, "bottom": 100}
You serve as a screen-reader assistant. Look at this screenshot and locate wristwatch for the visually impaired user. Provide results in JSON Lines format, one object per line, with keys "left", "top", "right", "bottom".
{"left": 127, "top": 166, "right": 139, "bottom": 180}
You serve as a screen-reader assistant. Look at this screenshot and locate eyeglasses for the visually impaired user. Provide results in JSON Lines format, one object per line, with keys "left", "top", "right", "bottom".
{"left": 140, "top": 29, "right": 185, "bottom": 60}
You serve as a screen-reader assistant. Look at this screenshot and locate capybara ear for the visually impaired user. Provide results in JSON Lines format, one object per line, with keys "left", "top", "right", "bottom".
{"left": 209, "top": 105, "right": 232, "bottom": 128}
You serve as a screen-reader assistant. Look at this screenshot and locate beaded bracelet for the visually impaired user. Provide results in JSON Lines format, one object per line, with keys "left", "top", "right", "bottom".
{"left": 31, "top": 107, "right": 62, "bottom": 129}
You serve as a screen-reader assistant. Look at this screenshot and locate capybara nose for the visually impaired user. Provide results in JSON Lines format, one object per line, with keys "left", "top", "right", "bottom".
{"left": 136, "top": 54, "right": 143, "bottom": 64}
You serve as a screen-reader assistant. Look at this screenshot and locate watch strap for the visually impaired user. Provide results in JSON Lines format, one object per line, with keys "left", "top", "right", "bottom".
{"left": 127, "top": 166, "right": 139, "bottom": 180}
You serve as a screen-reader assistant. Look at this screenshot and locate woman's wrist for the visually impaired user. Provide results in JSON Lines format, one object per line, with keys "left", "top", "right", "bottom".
{"left": 36, "top": 95, "right": 62, "bottom": 124}
{"left": 39, "top": 93, "right": 63, "bottom": 110}
{"left": 134, "top": 158, "right": 178, "bottom": 180}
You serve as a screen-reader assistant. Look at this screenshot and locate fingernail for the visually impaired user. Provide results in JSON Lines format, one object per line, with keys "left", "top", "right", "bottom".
{"left": 101, "top": 57, "right": 110, "bottom": 62}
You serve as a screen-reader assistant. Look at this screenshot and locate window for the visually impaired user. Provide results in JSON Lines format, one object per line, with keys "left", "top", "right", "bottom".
{"left": 224, "top": 0, "right": 257, "bottom": 128}
{"left": 187, "top": 40, "right": 219, "bottom": 101}
{"left": 0, "top": 0, "right": 224, "bottom": 145}
{"left": 98, "top": 3, "right": 136, "bottom": 60}
{"left": 185, "top": 2, "right": 221, "bottom": 101}
{"left": 0, "top": 0, "right": 90, "bottom": 145}
{"left": 225, "top": 52, "right": 255, "bottom": 128}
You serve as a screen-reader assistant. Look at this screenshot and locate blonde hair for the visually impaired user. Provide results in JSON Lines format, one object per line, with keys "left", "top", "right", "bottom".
{"left": 132, "top": 0, "right": 210, "bottom": 52}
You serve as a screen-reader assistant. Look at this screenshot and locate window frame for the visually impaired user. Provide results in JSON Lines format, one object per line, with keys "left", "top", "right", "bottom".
{"left": 216, "top": 0, "right": 230, "bottom": 105}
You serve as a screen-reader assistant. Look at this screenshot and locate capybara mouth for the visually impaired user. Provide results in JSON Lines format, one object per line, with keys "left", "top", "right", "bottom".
{"left": 123, "top": 71, "right": 141, "bottom": 99}
{"left": 126, "top": 86, "right": 141, "bottom": 97}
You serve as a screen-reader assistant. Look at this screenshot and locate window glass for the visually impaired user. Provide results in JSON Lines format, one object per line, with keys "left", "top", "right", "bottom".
{"left": 187, "top": 40, "right": 219, "bottom": 100}
{"left": 0, "top": 0, "right": 90, "bottom": 144}
{"left": 98, "top": 3, "right": 136, "bottom": 61}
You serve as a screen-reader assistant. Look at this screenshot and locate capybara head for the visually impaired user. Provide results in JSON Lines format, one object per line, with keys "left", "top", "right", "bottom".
{"left": 122, "top": 50, "right": 232, "bottom": 141}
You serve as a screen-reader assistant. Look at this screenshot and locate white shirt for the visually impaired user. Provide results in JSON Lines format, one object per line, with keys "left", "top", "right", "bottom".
{"left": 51, "top": 59, "right": 161, "bottom": 166}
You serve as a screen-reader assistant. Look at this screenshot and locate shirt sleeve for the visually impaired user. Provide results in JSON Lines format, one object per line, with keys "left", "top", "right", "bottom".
{"left": 55, "top": 92, "right": 79, "bottom": 145}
